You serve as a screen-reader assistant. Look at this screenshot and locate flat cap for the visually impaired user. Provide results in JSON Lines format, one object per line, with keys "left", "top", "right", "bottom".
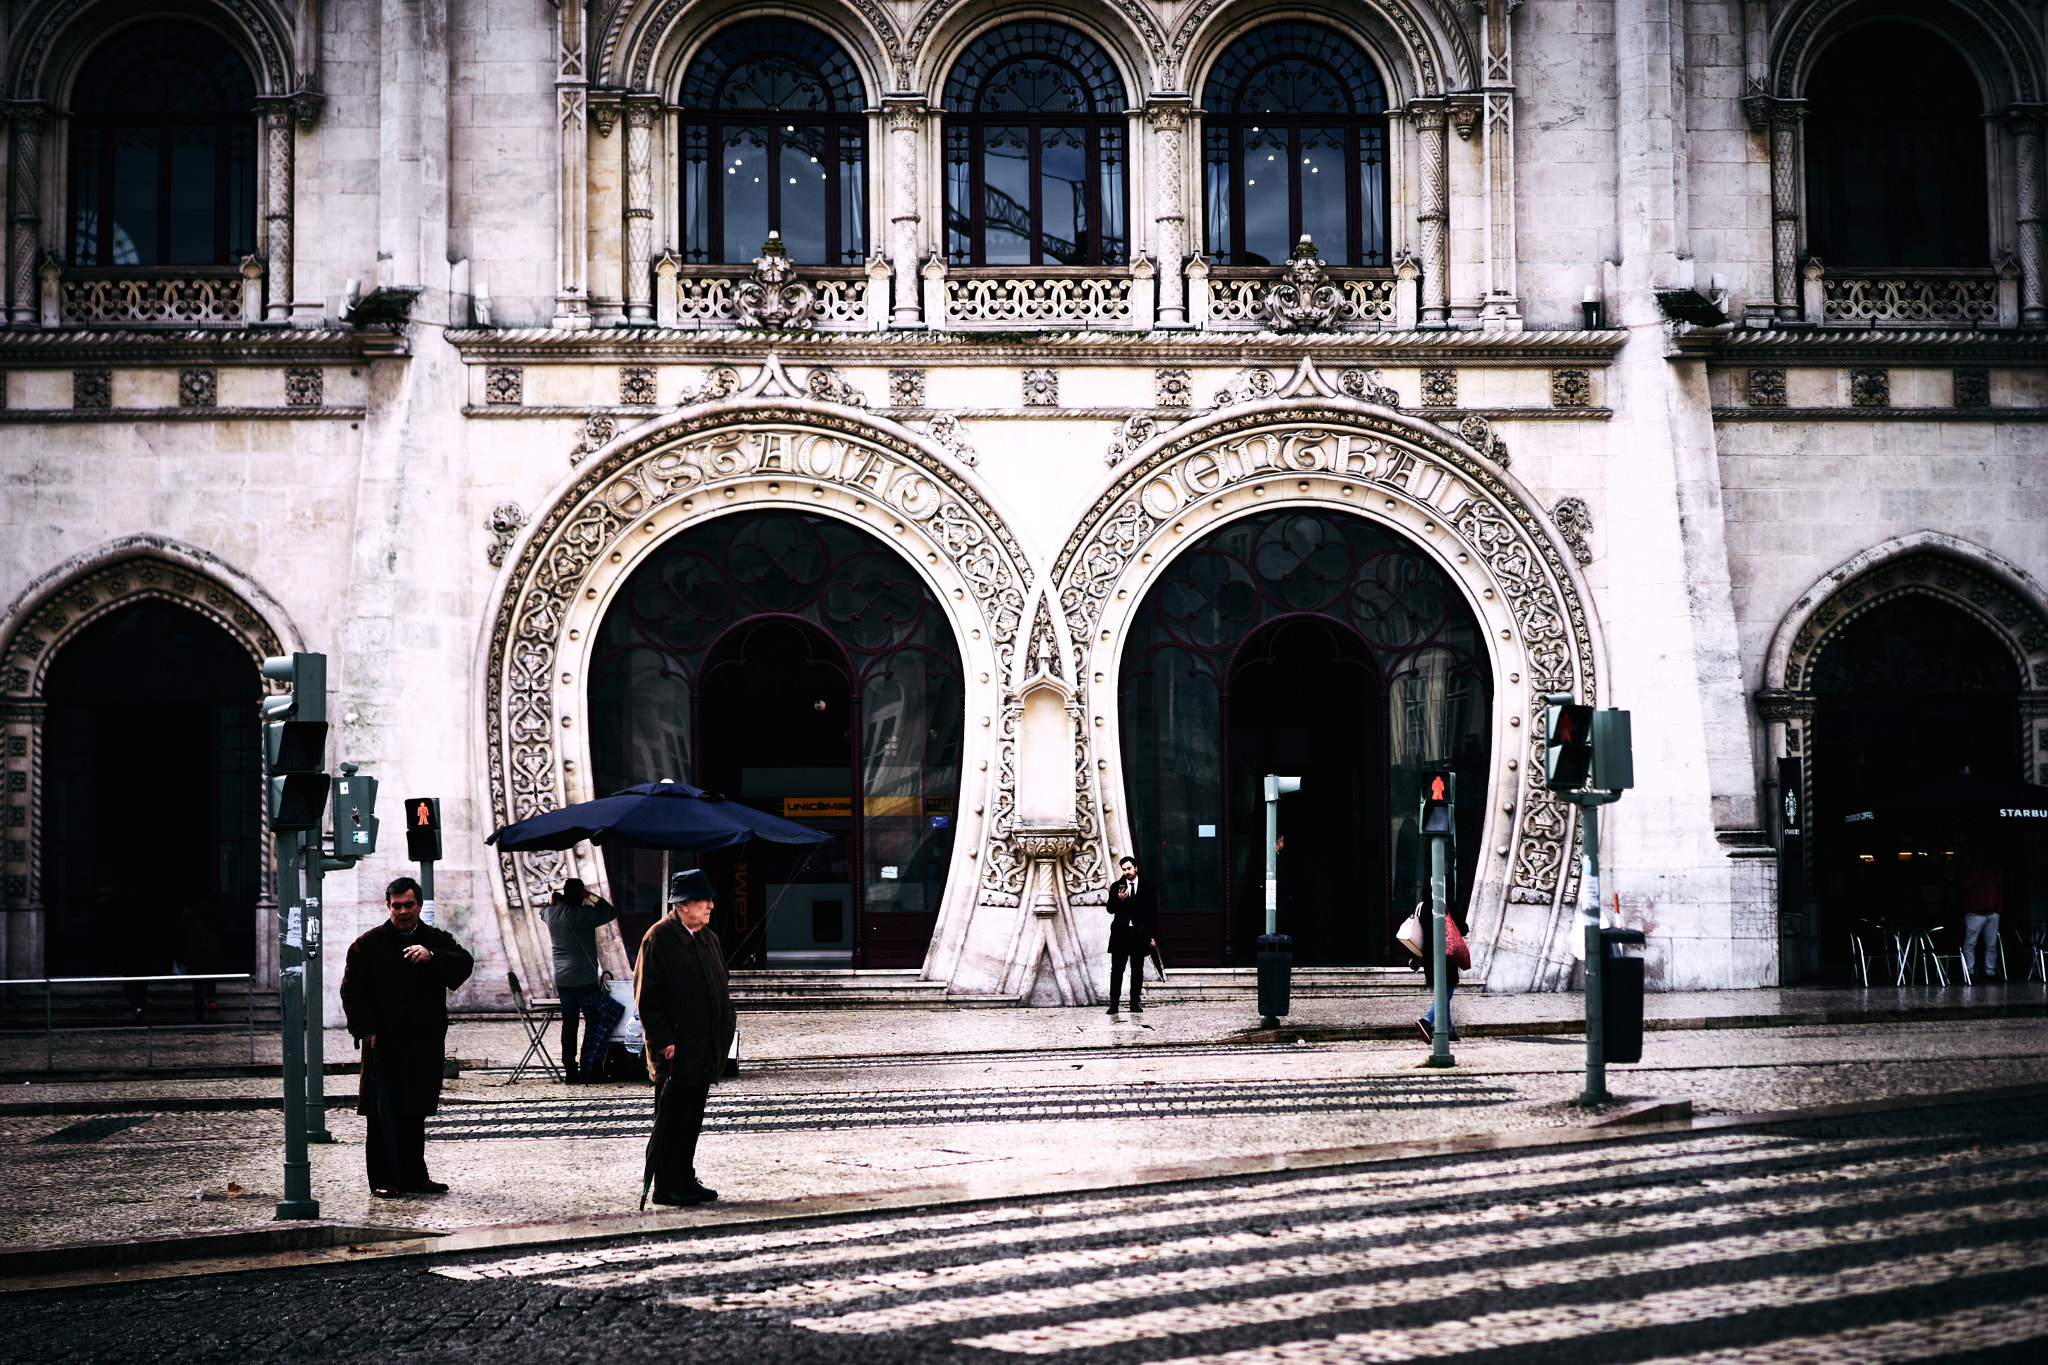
{"left": 666, "top": 868, "right": 716, "bottom": 904}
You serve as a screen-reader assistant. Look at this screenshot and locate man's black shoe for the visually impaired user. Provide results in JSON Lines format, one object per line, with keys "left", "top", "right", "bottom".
{"left": 1106, "top": 1006, "right": 1119, "bottom": 1016}
{"left": 687, "top": 1182, "right": 718, "bottom": 1203}
{"left": 651, "top": 1186, "right": 716, "bottom": 1208}
{"left": 1131, "top": 1003, "right": 1144, "bottom": 1013}
{"left": 372, "top": 1187, "right": 404, "bottom": 1199}
{"left": 411, "top": 1180, "right": 450, "bottom": 1194}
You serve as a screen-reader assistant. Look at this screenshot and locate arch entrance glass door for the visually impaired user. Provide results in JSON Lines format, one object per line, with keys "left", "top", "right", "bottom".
{"left": 589, "top": 510, "right": 964, "bottom": 967}
{"left": 1118, "top": 510, "right": 1490, "bottom": 966}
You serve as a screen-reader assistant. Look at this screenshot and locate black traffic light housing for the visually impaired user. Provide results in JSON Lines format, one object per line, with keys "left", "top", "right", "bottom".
{"left": 1419, "top": 770, "right": 1454, "bottom": 834}
{"left": 261, "top": 652, "right": 329, "bottom": 831}
{"left": 332, "top": 765, "right": 380, "bottom": 858}
{"left": 1543, "top": 701, "right": 1594, "bottom": 792}
{"left": 405, "top": 797, "right": 443, "bottom": 862}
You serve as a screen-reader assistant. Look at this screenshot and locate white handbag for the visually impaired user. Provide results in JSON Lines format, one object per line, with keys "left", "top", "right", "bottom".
{"left": 1396, "top": 906, "right": 1427, "bottom": 958}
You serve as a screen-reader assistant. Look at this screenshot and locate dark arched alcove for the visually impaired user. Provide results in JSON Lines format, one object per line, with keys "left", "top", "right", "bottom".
{"left": 40, "top": 598, "right": 262, "bottom": 979}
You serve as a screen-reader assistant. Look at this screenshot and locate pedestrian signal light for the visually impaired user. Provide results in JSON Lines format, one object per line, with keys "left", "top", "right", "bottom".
{"left": 1543, "top": 701, "right": 1595, "bottom": 792}
{"left": 405, "top": 797, "right": 442, "bottom": 862}
{"left": 260, "top": 652, "right": 329, "bottom": 831}
{"left": 1420, "top": 771, "right": 1455, "bottom": 834}
{"left": 332, "top": 768, "right": 380, "bottom": 857}
{"left": 1590, "top": 709, "right": 1635, "bottom": 791}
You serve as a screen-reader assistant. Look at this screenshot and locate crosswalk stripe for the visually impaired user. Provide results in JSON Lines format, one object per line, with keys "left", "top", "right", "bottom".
{"left": 550, "top": 1139, "right": 2025, "bottom": 1293}
{"left": 945, "top": 1198, "right": 2048, "bottom": 1353}
{"left": 1619, "top": 1292, "right": 2048, "bottom": 1365}
{"left": 1116, "top": 1244, "right": 2048, "bottom": 1365}
{"left": 429, "top": 1132, "right": 1951, "bottom": 1284}
{"left": 774, "top": 1170, "right": 2046, "bottom": 1328}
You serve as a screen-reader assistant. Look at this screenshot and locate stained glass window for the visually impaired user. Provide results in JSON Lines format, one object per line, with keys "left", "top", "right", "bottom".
{"left": 69, "top": 22, "right": 257, "bottom": 267}
{"left": 1200, "top": 23, "right": 1388, "bottom": 267}
{"left": 680, "top": 22, "right": 869, "bottom": 265}
{"left": 942, "top": 23, "right": 1128, "bottom": 266}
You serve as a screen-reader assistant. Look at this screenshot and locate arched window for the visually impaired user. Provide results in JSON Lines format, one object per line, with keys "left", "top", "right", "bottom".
{"left": 1805, "top": 25, "right": 1987, "bottom": 268}
{"left": 68, "top": 21, "right": 258, "bottom": 267}
{"left": 1201, "top": 23, "right": 1388, "bottom": 267}
{"left": 942, "top": 23, "right": 1128, "bottom": 267}
{"left": 680, "top": 21, "right": 869, "bottom": 266}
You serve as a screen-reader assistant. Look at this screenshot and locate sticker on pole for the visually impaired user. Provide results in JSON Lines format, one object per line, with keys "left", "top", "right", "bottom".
{"left": 1265, "top": 878, "right": 1278, "bottom": 911}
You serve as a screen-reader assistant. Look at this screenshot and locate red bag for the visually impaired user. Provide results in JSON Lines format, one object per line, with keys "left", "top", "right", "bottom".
{"left": 1445, "top": 918, "right": 1471, "bottom": 971}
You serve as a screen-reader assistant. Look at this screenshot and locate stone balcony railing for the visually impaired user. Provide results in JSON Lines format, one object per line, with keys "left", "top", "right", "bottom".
{"left": 1192, "top": 264, "right": 1409, "bottom": 331}
{"left": 922, "top": 259, "right": 1156, "bottom": 331}
{"left": 39, "top": 260, "right": 264, "bottom": 327}
{"left": 1802, "top": 262, "right": 2017, "bottom": 329}
{"left": 653, "top": 257, "right": 888, "bottom": 331}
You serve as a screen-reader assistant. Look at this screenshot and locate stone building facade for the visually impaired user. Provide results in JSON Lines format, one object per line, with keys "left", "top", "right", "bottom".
{"left": 2, "top": 0, "right": 2044, "bottom": 1010}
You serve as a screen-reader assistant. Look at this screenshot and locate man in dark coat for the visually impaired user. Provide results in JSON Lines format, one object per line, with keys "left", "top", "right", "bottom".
{"left": 340, "top": 876, "right": 474, "bottom": 1196}
{"left": 1106, "top": 855, "right": 1158, "bottom": 1016}
{"left": 634, "top": 868, "right": 735, "bottom": 1208}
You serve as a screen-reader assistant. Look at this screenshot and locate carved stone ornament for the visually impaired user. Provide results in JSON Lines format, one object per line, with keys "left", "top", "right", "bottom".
{"left": 732, "top": 234, "right": 820, "bottom": 329}
{"left": 178, "top": 368, "right": 218, "bottom": 409}
{"left": 1104, "top": 414, "right": 1156, "bottom": 466}
{"left": 1553, "top": 496, "right": 1594, "bottom": 565}
{"left": 1260, "top": 237, "right": 1341, "bottom": 331}
{"left": 675, "top": 366, "right": 740, "bottom": 407}
{"left": 1549, "top": 369, "right": 1591, "bottom": 408}
{"left": 1213, "top": 368, "right": 1277, "bottom": 407}
{"left": 570, "top": 413, "right": 616, "bottom": 462}
{"left": 924, "top": 412, "right": 978, "bottom": 466}
{"left": 1420, "top": 367, "right": 1457, "bottom": 407}
{"left": 1457, "top": 414, "right": 1510, "bottom": 467}
{"left": 485, "top": 503, "right": 529, "bottom": 567}
{"left": 1747, "top": 368, "right": 1787, "bottom": 407}
{"left": 284, "top": 367, "right": 323, "bottom": 407}
{"left": 620, "top": 366, "right": 659, "bottom": 405}
{"left": 804, "top": 367, "right": 867, "bottom": 408}
{"left": 483, "top": 408, "right": 1034, "bottom": 978}
{"left": 73, "top": 370, "right": 111, "bottom": 411}
{"left": 485, "top": 365, "right": 524, "bottom": 406}
{"left": 1953, "top": 368, "right": 1990, "bottom": 409}
{"left": 1340, "top": 368, "right": 1400, "bottom": 406}
{"left": 1848, "top": 368, "right": 1890, "bottom": 408}
{"left": 890, "top": 369, "right": 926, "bottom": 407}
{"left": 1022, "top": 369, "right": 1059, "bottom": 407}
{"left": 1154, "top": 369, "right": 1192, "bottom": 407}
{"left": 1052, "top": 409, "right": 1601, "bottom": 961}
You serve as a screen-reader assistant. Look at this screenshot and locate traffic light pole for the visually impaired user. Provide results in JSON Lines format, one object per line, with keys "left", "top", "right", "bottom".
{"left": 1566, "top": 789, "right": 1622, "bottom": 1107}
{"left": 1424, "top": 827, "right": 1454, "bottom": 1068}
{"left": 274, "top": 831, "right": 318, "bottom": 1220}
{"left": 302, "top": 835, "right": 332, "bottom": 1144}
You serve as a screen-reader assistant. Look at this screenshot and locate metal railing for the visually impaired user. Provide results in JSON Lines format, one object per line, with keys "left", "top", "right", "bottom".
{"left": 0, "top": 973, "right": 259, "bottom": 1069}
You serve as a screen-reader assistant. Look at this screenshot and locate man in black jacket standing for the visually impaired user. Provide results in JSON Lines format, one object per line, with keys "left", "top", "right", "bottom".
{"left": 1106, "top": 855, "right": 1158, "bottom": 1017}
{"left": 340, "top": 876, "right": 474, "bottom": 1196}
{"left": 634, "top": 868, "right": 735, "bottom": 1208}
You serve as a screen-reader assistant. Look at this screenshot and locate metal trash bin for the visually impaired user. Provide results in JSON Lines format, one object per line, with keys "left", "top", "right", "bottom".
{"left": 1601, "top": 927, "right": 1647, "bottom": 1064}
{"left": 1256, "top": 933, "right": 1293, "bottom": 1023}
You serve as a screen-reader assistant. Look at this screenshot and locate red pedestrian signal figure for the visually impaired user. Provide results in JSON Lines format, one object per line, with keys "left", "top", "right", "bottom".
{"left": 404, "top": 797, "right": 442, "bottom": 862}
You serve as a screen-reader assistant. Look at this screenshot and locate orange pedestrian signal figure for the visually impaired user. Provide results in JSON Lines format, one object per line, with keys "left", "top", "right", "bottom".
{"left": 404, "top": 797, "right": 443, "bottom": 862}
{"left": 1429, "top": 774, "right": 1447, "bottom": 802}
{"left": 1421, "top": 771, "right": 1454, "bottom": 834}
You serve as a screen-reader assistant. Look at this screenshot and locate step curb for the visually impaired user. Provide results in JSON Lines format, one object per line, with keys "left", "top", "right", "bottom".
{"left": 4, "top": 1078, "right": 2044, "bottom": 1296}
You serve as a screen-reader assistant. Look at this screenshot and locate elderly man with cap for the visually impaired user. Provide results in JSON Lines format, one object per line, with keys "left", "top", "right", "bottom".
{"left": 633, "top": 867, "right": 735, "bottom": 1208}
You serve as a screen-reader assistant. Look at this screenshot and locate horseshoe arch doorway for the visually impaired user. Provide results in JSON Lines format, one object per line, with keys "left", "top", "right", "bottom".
{"left": 1117, "top": 509, "right": 1492, "bottom": 966}
{"left": 587, "top": 510, "right": 965, "bottom": 968}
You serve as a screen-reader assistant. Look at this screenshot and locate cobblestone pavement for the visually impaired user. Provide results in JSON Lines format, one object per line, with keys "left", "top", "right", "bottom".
{"left": 3, "top": 1094, "right": 2045, "bottom": 1364}
{"left": 3, "top": 1017, "right": 2046, "bottom": 1252}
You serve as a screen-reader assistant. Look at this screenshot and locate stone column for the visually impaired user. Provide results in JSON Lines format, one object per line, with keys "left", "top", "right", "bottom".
{"left": 553, "top": 0, "right": 591, "bottom": 328}
{"left": 1748, "top": 98, "right": 1806, "bottom": 324}
{"left": 1479, "top": 0, "right": 1519, "bottom": 327}
{"left": 1413, "top": 100, "right": 1449, "bottom": 327}
{"left": 7, "top": 104, "right": 48, "bottom": 328}
{"left": 1, "top": 698, "right": 45, "bottom": 981}
{"left": 623, "top": 96, "right": 658, "bottom": 325}
{"left": 1146, "top": 99, "right": 1191, "bottom": 327}
{"left": 885, "top": 98, "right": 926, "bottom": 327}
{"left": 2005, "top": 107, "right": 2045, "bottom": 328}
{"left": 258, "top": 99, "right": 296, "bottom": 323}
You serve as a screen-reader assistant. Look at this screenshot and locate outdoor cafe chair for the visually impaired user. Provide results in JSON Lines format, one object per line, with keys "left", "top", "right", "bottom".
{"left": 1848, "top": 920, "right": 1910, "bottom": 987}
{"left": 507, "top": 970, "right": 562, "bottom": 1084}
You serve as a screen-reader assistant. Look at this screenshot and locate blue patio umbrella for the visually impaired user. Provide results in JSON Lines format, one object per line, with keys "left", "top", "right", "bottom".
{"left": 485, "top": 779, "right": 831, "bottom": 852}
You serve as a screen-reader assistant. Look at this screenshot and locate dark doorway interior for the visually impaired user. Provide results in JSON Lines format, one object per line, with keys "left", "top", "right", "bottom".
{"left": 40, "top": 599, "right": 261, "bottom": 980}
{"left": 1226, "top": 616, "right": 1383, "bottom": 965}
{"left": 1810, "top": 595, "right": 2024, "bottom": 976}
{"left": 697, "top": 616, "right": 853, "bottom": 968}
